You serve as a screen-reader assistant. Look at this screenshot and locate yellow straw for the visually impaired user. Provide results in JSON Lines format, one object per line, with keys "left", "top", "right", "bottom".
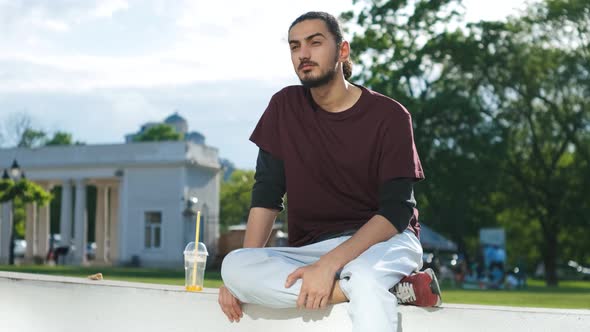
{"left": 191, "top": 210, "right": 201, "bottom": 287}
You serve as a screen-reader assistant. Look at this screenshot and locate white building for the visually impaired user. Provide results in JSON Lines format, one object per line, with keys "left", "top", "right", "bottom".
{"left": 0, "top": 141, "right": 221, "bottom": 268}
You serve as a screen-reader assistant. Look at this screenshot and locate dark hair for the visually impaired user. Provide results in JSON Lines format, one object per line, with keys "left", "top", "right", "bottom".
{"left": 289, "top": 11, "right": 353, "bottom": 80}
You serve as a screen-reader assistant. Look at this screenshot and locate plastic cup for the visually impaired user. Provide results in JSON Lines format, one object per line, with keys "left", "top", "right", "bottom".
{"left": 184, "top": 242, "right": 208, "bottom": 292}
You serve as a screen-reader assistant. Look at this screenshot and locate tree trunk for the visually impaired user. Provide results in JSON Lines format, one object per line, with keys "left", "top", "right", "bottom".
{"left": 8, "top": 227, "right": 15, "bottom": 265}
{"left": 542, "top": 226, "right": 559, "bottom": 287}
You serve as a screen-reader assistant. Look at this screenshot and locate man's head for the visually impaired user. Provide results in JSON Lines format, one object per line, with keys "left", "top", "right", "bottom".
{"left": 288, "top": 12, "right": 353, "bottom": 88}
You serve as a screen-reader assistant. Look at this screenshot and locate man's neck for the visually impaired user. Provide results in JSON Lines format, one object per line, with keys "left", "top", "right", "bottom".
{"left": 310, "top": 76, "right": 361, "bottom": 113}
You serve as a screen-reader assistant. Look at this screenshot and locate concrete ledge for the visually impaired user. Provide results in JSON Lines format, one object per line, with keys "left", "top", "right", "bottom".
{"left": 1, "top": 271, "right": 588, "bottom": 332}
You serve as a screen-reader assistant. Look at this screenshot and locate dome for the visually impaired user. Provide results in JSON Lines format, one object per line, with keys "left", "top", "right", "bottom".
{"left": 164, "top": 112, "right": 188, "bottom": 134}
{"left": 164, "top": 112, "right": 187, "bottom": 124}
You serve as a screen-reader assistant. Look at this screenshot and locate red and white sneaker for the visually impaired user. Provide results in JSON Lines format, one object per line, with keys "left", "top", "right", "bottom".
{"left": 390, "top": 268, "right": 442, "bottom": 307}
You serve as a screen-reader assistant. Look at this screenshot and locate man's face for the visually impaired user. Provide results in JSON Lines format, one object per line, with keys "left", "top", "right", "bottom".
{"left": 288, "top": 19, "right": 340, "bottom": 88}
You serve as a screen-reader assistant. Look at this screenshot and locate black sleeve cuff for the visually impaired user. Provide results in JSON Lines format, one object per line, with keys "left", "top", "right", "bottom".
{"left": 251, "top": 149, "right": 286, "bottom": 211}
{"left": 377, "top": 178, "right": 416, "bottom": 233}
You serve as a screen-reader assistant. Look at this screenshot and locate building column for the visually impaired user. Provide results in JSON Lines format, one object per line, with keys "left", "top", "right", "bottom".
{"left": 94, "top": 185, "right": 108, "bottom": 264}
{"left": 36, "top": 183, "right": 53, "bottom": 263}
{"left": 59, "top": 180, "right": 73, "bottom": 252}
{"left": 108, "top": 186, "right": 119, "bottom": 264}
{"left": 0, "top": 202, "right": 13, "bottom": 264}
{"left": 24, "top": 203, "right": 37, "bottom": 263}
{"left": 72, "top": 179, "right": 87, "bottom": 265}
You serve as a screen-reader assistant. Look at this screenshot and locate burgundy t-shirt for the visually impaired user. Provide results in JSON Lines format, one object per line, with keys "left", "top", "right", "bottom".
{"left": 250, "top": 85, "right": 424, "bottom": 247}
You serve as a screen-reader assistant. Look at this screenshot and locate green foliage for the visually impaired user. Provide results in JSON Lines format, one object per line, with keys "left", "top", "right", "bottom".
{"left": 0, "top": 179, "right": 53, "bottom": 238}
{"left": 219, "top": 170, "right": 255, "bottom": 231}
{"left": 9, "top": 125, "right": 83, "bottom": 148}
{"left": 344, "top": 0, "right": 590, "bottom": 285}
{"left": 13, "top": 197, "right": 25, "bottom": 239}
{"left": 133, "top": 124, "right": 183, "bottom": 142}
{"left": 0, "top": 179, "right": 52, "bottom": 205}
{"left": 45, "top": 131, "right": 74, "bottom": 146}
{"left": 17, "top": 128, "right": 46, "bottom": 148}
{"left": 343, "top": 0, "right": 502, "bottom": 254}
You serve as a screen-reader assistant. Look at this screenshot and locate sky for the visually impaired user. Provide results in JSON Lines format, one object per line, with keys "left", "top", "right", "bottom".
{"left": 0, "top": 0, "right": 530, "bottom": 169}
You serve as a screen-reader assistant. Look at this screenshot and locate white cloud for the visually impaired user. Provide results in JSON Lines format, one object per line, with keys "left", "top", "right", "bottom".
{"left": 94, "top": 0, "right": 129, "bottom": 18}
{"left": 0, "top": 0, "right": 352, "bottom": 93}
{"left": 0, "top": 0, "right": 129, "bottom": 29}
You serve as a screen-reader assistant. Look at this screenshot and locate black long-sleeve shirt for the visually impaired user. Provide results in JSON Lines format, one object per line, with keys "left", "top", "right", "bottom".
{"left": 251, "top": 149, "right": 416, "bottom": 239}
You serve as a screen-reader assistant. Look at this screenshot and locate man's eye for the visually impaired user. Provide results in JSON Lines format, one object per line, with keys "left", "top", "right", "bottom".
{"left": 290, "top": 45, "right": 299, "bottom": 51}
{"left": 312, "top": 41, "right": 321, "bottom": 45}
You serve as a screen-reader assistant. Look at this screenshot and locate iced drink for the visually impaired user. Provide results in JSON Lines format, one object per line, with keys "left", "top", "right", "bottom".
{"left": 184, "top": 242, "right": 208, "bottom": 292}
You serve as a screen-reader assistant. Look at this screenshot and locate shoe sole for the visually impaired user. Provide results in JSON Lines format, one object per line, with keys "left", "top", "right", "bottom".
{"left": 424, "top": 268, "right": 443, "bottom": 307}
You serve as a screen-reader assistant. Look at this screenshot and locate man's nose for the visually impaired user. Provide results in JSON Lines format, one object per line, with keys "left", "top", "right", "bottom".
{"left": 298, "top": 44, "right": 311, "bottom": 60}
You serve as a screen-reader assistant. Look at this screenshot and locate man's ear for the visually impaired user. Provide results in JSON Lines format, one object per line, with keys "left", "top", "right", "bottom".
{"left": 339, "top": 40, "right": 351, "bottom": 62}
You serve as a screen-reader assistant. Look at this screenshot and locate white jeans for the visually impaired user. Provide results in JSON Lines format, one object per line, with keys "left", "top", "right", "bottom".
{"left": 221, "top": 229, "right": 423, "bottom": 332}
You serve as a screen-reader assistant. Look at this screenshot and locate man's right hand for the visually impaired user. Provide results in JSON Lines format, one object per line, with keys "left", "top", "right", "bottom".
{"left": 218, "top": 285, "right": 243, "bottom": 322}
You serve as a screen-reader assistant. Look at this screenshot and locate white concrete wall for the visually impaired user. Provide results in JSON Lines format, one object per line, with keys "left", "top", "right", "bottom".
{"left": 1, "top": 272, "right": 589, "bottom": 332}
{"left": 123, "top": 166, "right": 186, "bottom": 267}
{"left": 185, "top": 165, "right": 220, "bottom": 259}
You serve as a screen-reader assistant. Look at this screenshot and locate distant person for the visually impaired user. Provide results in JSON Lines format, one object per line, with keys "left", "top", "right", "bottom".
{"left": 218, "top": 11, "right": 440, "bottom": 332}
{"left": 494, "top": 246, "right": 506, "bottom": 270}
{"left": 484, "top": 244, "right": 495, "bottom": 270}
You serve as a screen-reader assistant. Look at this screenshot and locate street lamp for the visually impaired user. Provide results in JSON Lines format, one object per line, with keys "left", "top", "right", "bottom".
{"left": 183, "top": 195, "right": 199, "bottom": 216}
{"left": 3, "top": 159, "right": 23, "bottom": 181}
{"left": 3, "top": 159, "right": 24, "bottom": 265}
{"left": 10, "top": 160, "right": 21, "bottom": 179}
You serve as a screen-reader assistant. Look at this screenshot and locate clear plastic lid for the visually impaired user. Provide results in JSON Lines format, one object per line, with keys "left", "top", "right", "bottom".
{"left": 183, "top": 241, "right": 208, "bottom": 256}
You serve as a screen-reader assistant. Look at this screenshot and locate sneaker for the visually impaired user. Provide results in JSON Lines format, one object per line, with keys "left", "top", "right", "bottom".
{"left": 390, "top": 268, "right": 442, "bottom": 307}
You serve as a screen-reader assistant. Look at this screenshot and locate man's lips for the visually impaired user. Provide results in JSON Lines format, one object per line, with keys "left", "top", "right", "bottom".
{"left": 299, "top": 63, "right": 316, "bottom": 70}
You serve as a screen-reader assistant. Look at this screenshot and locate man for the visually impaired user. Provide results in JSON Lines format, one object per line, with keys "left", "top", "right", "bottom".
{"left": 219, "top": 11, "right": 441, "bottom": 331}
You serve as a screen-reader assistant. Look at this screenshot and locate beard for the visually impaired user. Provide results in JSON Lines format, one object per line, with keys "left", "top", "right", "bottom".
{"left": 299, "top": 66, "right": 337, "bottom": 89}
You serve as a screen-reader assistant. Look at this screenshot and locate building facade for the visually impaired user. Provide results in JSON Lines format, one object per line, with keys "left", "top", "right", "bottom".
{"left": 0, "top": 141, "right": 221, "bottom": 268}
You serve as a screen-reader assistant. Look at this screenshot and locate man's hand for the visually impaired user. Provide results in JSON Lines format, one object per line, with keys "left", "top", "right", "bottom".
{"left": 285, "top": 262, "right": 339, "bottom": 310}
{"left": 218, "top": 285, "right": 243, "bottom": 322}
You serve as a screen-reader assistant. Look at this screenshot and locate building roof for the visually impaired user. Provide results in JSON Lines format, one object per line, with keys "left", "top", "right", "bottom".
{"left": 164, "top": 112, "right": 187, "bottom": 124}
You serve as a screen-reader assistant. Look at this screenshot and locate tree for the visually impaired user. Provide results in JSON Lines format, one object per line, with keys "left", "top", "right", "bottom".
{"left": 219, "top": 170, "right": 255, "bottom": 231}
{"left": 344, "top": 0, "right": 590, "bottom": 285}
{"left": 45, "top": 131, "right": 85, "bottom": 146}
{"left": 342, "top": 0, "right": 503, "bottom": 258}
{"left": 17, "top": 128, "right": 47, "bottom": 148}
{"left": 0, "top": 178, "right": 52, "bottom": 264}
{"left": 460, "top": 0, "right": 590, "bottom": 286}
{"left": 133, "top": 124, "right": 183, "bottom": 142}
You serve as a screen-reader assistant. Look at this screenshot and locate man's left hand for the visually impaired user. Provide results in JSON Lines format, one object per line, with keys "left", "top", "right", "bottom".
{"left": 284, "top": 262, "right": 339, "bottom": 310}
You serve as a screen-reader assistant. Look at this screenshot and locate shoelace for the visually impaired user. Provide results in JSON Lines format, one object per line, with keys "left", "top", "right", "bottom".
{"left": 393, "top": 282, "right": 416, "bottom": 303}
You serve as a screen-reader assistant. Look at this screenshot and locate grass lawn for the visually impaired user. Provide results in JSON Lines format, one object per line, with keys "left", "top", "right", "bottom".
{"left": 0, "top": 264, "right": 224, "bottom": 288}
{"left": 2, "top": 264, "right": 589, "bottom": 309}
{"left": 441, "top": 279, "right": 590, "bottom": 309}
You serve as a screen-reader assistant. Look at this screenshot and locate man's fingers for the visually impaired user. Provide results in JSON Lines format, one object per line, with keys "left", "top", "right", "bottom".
{"left": 285, "top": 268, "right": 303, "bottom": 288}
{"left": 225, "top": 300, "right": 238, "bottom": 322}
{"left": 306, "top": 293, "right": 319, "bottom": 310}
{"left": 221, "top": 296, "right": 237, "bottom": 321}
{"left": 219, "top": 287, "right": 242, "bottom": 322}
{"left": 311, "top": 294, "right": 323, "bottom": 310}
{"left": 232, "top": 299, "right": 243, "bottom": 318}
{"left": 296, "top": 289, "right": 307, "bottom": 309}
{"left": 319, "top": 295, "right": 329, "bottom": 309}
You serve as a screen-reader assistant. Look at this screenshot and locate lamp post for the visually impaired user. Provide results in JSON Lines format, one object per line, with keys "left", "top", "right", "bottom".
{"left": 3, "top": 159, "right": 23, "bottom": 265}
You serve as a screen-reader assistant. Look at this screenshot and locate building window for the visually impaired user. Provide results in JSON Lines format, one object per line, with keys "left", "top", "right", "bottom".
{"left": 145, "top": 211, "right": 162, "bottom": 249}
